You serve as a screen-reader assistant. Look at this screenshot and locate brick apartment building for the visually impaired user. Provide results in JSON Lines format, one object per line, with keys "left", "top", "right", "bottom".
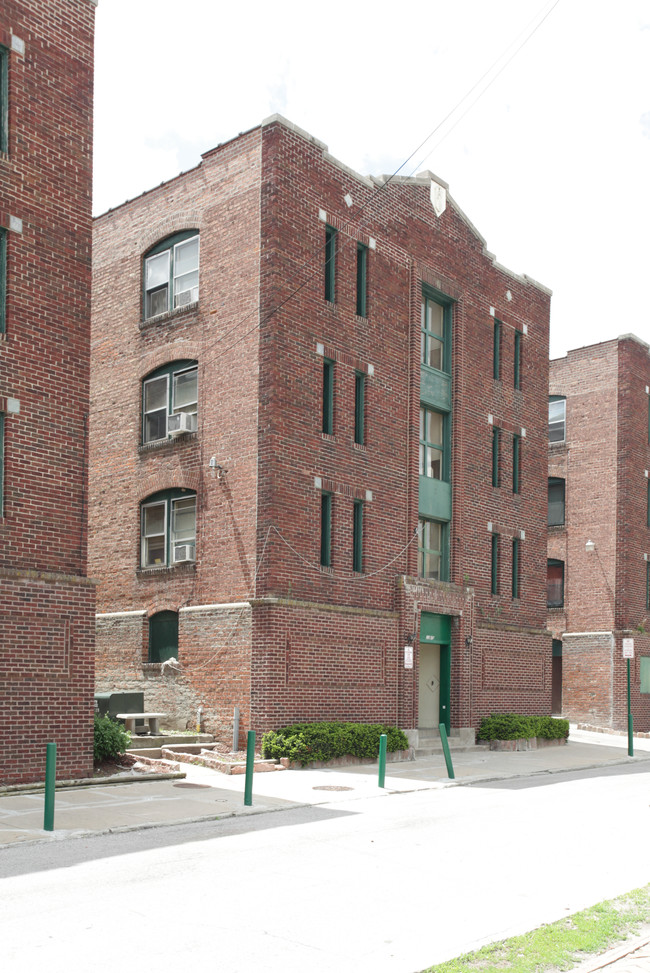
{"left": 548, "top": 335, "right": 650, "bottom": 731}
{"left": 90, "top": 116, "right": 552, "bottom": 745}
{"left": 0, "top": 1, "right": 96, "bottom": 784}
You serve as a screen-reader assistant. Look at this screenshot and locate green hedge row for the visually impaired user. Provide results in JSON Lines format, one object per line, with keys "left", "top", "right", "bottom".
{"left": 477, "top": 713, "right": 569, "bottom": 741}
{"left": 261, "top": 721, "right": 410, "bottom": 766}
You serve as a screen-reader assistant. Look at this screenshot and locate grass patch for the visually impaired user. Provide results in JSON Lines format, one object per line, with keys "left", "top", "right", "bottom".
{"left": 421, "top": 884, "right": 650, "bottom": 973}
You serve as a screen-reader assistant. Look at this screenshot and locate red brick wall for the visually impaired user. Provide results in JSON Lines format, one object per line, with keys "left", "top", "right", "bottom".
{"left": 90, "top": 117, "right": 551, "bottom": 735}
{"left": 0, "top": 1, "right": 96, "bottom": 784}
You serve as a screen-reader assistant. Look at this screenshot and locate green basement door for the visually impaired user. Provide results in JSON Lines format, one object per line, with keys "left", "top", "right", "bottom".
{"left": 418, "top": 612, "right": 451, "bottom": 732}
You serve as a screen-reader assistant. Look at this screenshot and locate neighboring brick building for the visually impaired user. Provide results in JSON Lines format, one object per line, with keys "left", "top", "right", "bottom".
{"left": 90, "top": 116, "right": 552, "bottom": 745}
{"left": 0, "top": 1, "right": 96, "bottom": 784}
{"left": 548, "top": 335, "right": 650, "bottom": 731}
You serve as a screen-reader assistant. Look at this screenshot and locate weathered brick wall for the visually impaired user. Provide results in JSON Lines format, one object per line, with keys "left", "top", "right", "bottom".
{"left": 0, "top": 0, "right": 96, "bottom": 784}
{"left": 562, "top": 632, "right": 614, "bottom": 726}
{"left": 96, "top": 605, "right": 252, "bottom": 744}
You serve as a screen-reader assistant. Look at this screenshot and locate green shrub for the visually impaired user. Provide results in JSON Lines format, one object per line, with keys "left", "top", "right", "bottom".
{"left": 261, "top": 721, "right": 409, "bottom": 766}
{"left": 94, "top": 713, "right": 130, "bottom": 762}
{"left": 477, "top": 713, "right": 569, "bottom": 742}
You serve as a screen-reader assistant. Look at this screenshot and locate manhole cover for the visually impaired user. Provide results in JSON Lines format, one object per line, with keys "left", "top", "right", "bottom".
{"left": 173, "top": 782, "right": 211, "bottom": 789}
{"left": 312, "top": 785, "right": 354, "bottom": 792}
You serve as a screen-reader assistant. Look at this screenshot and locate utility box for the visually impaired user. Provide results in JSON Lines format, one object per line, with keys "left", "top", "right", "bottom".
{"left": 94, "top": 691, "right": 145, "bottom": 728}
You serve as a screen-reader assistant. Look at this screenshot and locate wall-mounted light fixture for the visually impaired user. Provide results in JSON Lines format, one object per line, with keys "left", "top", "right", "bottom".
{"left": 586, "top": 539, "right": 596, "bottom": 553}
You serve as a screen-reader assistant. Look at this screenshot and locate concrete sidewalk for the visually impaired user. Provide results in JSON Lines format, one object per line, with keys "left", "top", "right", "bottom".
{"left": 2, "top": 726, "right": 649, "bottom": 847}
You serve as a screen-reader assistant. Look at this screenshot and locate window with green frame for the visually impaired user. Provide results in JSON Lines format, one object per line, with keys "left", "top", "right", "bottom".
{"left": 140, "top": 489, "right": 196, "bottom": 567}
{"left": 491, "top": 533, "right": 499, "bottom": 595}
{"left": 143, "top": 231, "right": 199, "bottom": 319}
{"left": 512, "top": 537, "right": 521, "bottom": 599}
{"left": 320, "top": 492, "right": 332, "bottom": 567}
{"left": 512, "top": 433, "right": 521, "bottom": 494}
{"left": 0, "top": 46, "right": 8, "bottom": 154}
{"left": 0, "top": 227, "right": 5, "bottom": 335}
{"left": 148, "top": 611, "right": 179, "bottom": 664}
{"left": 324, "top": 225, "right": 337, "bottom": 303}
{"left": 493, "top": 319, "right": 501, "bottom": 380}
{"left": 352, "top": 500, "right": 363, "bottom": 572}
{"left": 492, "top": 426, "right": 500, "bottom": 487}
{"left": 418, "top": 518, "right": 447, "bottom": 581}
{"left": 142, "top": 360, "right": 198, "bottom": 443}
{"left": 640, "top": 656, "right": 650, "bottom": 694}
{"left": 356, "top": 243, "right": 367, "bottom": 317}
{"left": 419, "top": 406, "right": 446, "bottom": 479}
{"left": 354, "top": 372, "right": 365, "bottom": 445}
{"left": 514, "top": 330, "right": 522, "bottom": 389}
{"left": 322, "top": 359, "right": 334, "bottom": 434}
{"left": 547, "top": 559, "right": 564, "bottom": 607}
{"left": 420, "top": 293, "right": 450, "bottom": 373}
{"left": 548, "top": 477, "right": 565, "bottom": 526}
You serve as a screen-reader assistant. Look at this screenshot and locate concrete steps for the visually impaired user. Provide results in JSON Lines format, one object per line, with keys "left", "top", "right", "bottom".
{"left": 127, "top": 734, "right": 215, "bottom": 759}
{"left": 409, "top": 727, "right": 477, "bottom": 758}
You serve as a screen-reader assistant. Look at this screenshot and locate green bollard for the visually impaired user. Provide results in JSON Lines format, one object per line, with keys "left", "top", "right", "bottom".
{"left": 244, "top": 730, "right": 255, "bottom": 806}
{"left": 44, "top": 742, "right": 57, "bottom": 831}
{"left": 627, "top": 659, "right": 634, "bottom": 757}
{"left": 438, "top": 723, "right": 455, "bottom": 780}
{"left": 378, "top": 733, "right": 387, "bottom": 788}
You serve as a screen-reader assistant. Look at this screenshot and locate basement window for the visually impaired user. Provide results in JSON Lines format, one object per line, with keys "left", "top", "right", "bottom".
{"left": 149, "top": 611, "right": 179, "bottom": 664}
{"left": 143, "top": 231, "right": 199, "bottom": 319}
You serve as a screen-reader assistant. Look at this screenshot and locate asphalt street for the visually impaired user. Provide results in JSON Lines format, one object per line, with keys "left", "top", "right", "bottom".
{"left": 3, "top": 758, "right": 650, "bottom": 973}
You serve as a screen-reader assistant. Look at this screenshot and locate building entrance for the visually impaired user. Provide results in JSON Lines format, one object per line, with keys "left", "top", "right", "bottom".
{"left": 419, "top": 612, "right": 451, "bottom": 732}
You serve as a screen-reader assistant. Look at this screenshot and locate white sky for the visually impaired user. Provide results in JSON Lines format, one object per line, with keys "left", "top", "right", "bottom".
{"left": 93, "top": 0, "right": 650, "bottom": 360}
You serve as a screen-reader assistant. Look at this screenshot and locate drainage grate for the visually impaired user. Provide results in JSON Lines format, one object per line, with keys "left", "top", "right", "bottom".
{"left": 173, "top": 782, "right": 212, "bottom": 789}
{"left": 312, "top": 785, "right": 354, "bottom": 792}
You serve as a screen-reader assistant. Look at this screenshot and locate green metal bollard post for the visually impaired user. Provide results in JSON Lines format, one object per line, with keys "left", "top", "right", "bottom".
{"left": 627, "top": 659, "right": 634, "bottom": 757}
{"left": 44, "top": 742, "right": 57, "bottom": 831}
{"left": 378, "top": 733, "right": 387, "bottom": 788}
{"left": 438, "top": 723, "right": 455, "bottom": 780}
{"left": 244, "top": 730, "right": 255, "bottom": 806}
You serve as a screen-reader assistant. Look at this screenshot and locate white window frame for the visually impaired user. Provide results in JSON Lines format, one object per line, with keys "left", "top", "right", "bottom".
{"left": 142, "top": 364, "right": 198, "bottom": 444}
{"left": 548, "top": 397, "right": 566, "bottom": 444}
{"left": 141, "top": 500, "right": 168, "bottom": 567}
{"left": 144, "top": 233, "right": 199, "bottom": 319}
{"left": 140, "top": 493, "right": 196, "bottom": 568}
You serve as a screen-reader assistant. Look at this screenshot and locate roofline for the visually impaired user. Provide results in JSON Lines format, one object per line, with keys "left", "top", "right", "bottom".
{"left": 550, "top": 332, "right": 650, "bottom": 363}
{"left": 92, "top": 113, "right": 553, "bottom": 293}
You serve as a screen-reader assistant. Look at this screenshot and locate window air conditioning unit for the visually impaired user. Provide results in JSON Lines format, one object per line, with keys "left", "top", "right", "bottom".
{"left": 173, "top": 544, "right": 195, "bottom": 563}
{"left": 168, "top": 412, "right": 196, "bottom": 436}
{"left": 174, "top": 286, "right": 198, "bottom": 308}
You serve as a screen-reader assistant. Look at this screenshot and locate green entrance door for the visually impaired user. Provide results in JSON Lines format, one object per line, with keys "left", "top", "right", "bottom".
{"left": 419, "top": 612, "right": 451, "bottom": 732}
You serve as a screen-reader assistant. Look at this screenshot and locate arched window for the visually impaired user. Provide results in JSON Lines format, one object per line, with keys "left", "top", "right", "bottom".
{"left": 142, "top": 360, "right": 198, "bottom": 443}
{"left": 149, "top": 611, "right": 178, "bottom": 663}
{"left": 140, "top": 489, "right": 196, "bottom": 567}
{"left": 143, "top": 231, "right": 199, "bottom": 319}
